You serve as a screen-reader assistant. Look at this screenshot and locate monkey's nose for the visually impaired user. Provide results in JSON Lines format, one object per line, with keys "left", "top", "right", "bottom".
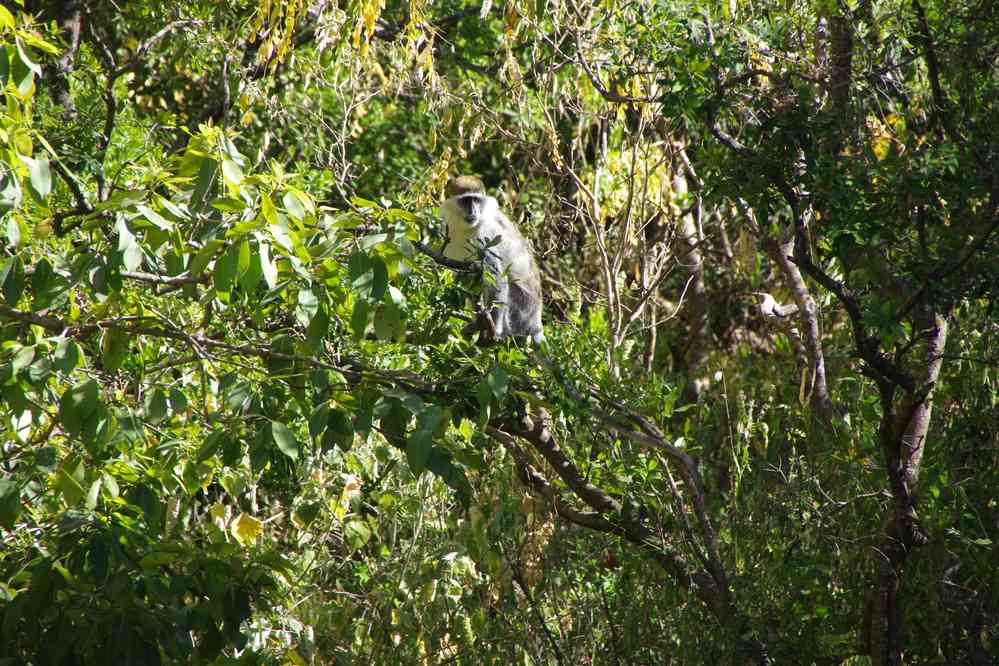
{"left": 458, "top": 193, "right": 483, "bottom": 218}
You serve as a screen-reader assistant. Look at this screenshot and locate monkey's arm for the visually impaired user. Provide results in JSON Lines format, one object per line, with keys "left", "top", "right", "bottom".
{"left": 481, "top": 245, "right": 510, "bottom": 339}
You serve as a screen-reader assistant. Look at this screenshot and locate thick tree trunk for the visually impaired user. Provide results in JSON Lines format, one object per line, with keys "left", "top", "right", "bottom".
{"left": 37, "top": 0, "right": 83, "bottom": 119}
{"left": 865, "top": 313, "right": 948, "bottom": 665}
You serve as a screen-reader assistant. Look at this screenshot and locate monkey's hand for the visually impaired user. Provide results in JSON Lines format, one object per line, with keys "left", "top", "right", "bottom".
{"left": 462, "top": 308, "right": 501, "bottom": 346}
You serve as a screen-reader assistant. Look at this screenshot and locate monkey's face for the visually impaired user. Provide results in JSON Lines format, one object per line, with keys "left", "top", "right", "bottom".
{"left": 440, "top": 191, "right": 503, "bottom": 262}
{"left": 452, "top": 192, "right": 499, "bottom": 228}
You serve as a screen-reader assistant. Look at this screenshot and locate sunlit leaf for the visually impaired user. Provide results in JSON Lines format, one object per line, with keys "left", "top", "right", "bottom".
{"left": 137, "top": 204, "right": 173, "bottom": 231}
{"left": 100, "top": 328, "right": 129, "bottom": 371}
{"left": 0, "top": 6, "right": 15, "bottom": 29}
{"left": 231, "top": 512, "right": 263, "bottom": 546}
{"left": 259, "top": 241, "right": 278, "bottom": 288}
{"left": 56, "top": 455, "right": 86, "bottom": 506}
{"left": 344, "top": 519, "right": 372, "bottom": 550}
{"left": 283, "top": 190, "right": 306, "bottom": 220}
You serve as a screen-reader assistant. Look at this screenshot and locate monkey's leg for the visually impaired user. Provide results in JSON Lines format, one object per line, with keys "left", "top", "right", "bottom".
{"left": 482, "top": 250, "right": 510, "bottom": 340}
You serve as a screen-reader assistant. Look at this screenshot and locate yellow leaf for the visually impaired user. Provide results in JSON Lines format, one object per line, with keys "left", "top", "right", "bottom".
{"left": 231, "top": 512, "right": 263, "bottom": 546}
{"left": 504, "top": 0, "right": 519, "bottom": 35}
{"left": 871, "top": 136, "right": 890, "bottom": 161}
{"left": 283, "top": 649, "right": 308, "bottom": 666}
{"left": 21, "top": 31, "right": 61, "bottom": 55}
{"left": 0, "top": 5, "right": 16, "bottom": 29}
{"left": 209, "top": 501, "right": 226, "bottom": 521}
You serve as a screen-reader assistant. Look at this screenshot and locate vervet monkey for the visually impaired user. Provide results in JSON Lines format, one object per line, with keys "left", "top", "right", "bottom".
{"left": 440, "top": 176, "right": 544, "bottom": 343}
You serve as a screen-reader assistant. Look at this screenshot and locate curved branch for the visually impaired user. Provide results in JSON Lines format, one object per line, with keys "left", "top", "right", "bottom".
{"left": 414, "top": 241, "right": 477, "bottom": 271}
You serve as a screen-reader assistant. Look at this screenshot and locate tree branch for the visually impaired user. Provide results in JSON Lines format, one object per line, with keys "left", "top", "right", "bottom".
{"left": 414, "top": 241, "right": 477, "bottom": 271}
{"left": 911, "top": 0, "right": 952, "bottom": 136}
{"left": 896, "top": 202, "right": 999, "bottom": 320}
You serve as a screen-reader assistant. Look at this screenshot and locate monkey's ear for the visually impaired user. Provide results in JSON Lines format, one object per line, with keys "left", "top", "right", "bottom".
{"left": 446, "top": 175, "right": 485, "bottom": 197}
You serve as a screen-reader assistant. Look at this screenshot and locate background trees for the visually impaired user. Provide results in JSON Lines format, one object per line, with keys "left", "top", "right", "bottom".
{"left": 1, "top": 1, "right": 996, "bottom": 664}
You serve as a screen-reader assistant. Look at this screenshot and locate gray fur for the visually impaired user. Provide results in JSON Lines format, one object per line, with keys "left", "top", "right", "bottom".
{"left": 440, "top": 189, "right": 544, "bottom": 342}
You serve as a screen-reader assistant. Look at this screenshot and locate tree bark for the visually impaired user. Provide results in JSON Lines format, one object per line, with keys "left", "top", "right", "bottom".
{"left": 865, "top": 313, "right": 948, "bottom": 665}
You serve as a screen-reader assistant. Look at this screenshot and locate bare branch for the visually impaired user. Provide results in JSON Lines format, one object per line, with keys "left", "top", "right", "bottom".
{"left": 911, "top": 0, "right": 952, "bottom": 135}
{"left": 414, "top": 241, "right": 477, "bottom": 271}
{"left": 120, "top": 271, "right": 210, "bottom": 287}
{"left": 112, "top": 20, "right": 207, "bottom": 78}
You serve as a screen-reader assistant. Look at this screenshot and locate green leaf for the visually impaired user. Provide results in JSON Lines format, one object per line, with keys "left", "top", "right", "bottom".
{"left": 214, "top": 242, "right": 240, "bottom": 291}
{"left": 350, "top": 299, "right": 370, "bottom": 339}
{"left": 85, "top": 478, "right": 102, "bottom": 510}
{"left": 370, "top": 256, "right": 389, "bottom": 302}
{"left": 221, "top": 435, "right": 242, "bottom": 467}
{"left": 486, "top": 367, "right": 508, "bottom": 401}
{"left": 10, "top": 43, "right": 33, "bottom": 97}
{"left": 351, "top": 197, "right": 381, "bottom": 209}
{"left": 27, "top": 355, "right": 51, "bottom": 383}
{"left": 0, "top": 255, "right": 24, "bottom": 305}
{"left": 181, "top": 460, "right": 212, "bottom": 494}
{"left": 0, "top": 161, "right": 22, "bottom": 213}
{"left": 296, "top": 287, "right": 319, "bottom": 325}
{"left": 5, "top": 213, "right": 23, "bottom": 247}
{"left": 259, "top": 241, "right": 278, "bottom": 289}
{"left": 189, "top": 239, "right": 224, "bottom": 276}
{"left": 58, "top": 380, "right": 101, "bottom": 436}
{"left": 17, "top": 154, "right": 51, "bottom": 201}
{"left": 144, "top": 388, "right": 169, "bottom": 423}
{"left": 426, "top": 448, "right": 471, "bottom": 501}
{"left": 137, "top": 204, "right": 173, "bottom": 231}
{"left": 117, "top": 218, "right": 142, "bottom": 271}
{"left": 221, "top": 158, "right": 244, "bottom": 187}
{"left": 20, "top": 32, "right": 60, "bottom": 56}
{"left": 169, "top": 388, "right": 188, "bottom": 414}
{"left": 283, "top": 190, "right": 306, "bottom": 221}
{"left": 100, "top": 328, "right": 129, "bottom": 371}
{"left": 236, "top": 239, "right": 251, "bottom": 280}
{"left": 158, "top": 195, "right": 191, "bottom": 221}
{"left": 270, "top": 421, "right": 300, "bottom": 460}
{"left": 321, "top": 408, "right": 354, "bottom": 451}
{"left": 239, "top": 244, "right": 263, "bottom": 292}
{"left": 309, "top": 404, "right": 330, "bottom": 441}
{"left": 56, "top": 455, "right": 86, "bottom": 506}
{"left": 14, "top": 38, "right": 41, "bottom": 77}
{"left": 190, "top": 158, "right": 218, "bottom": 212}
{"left": 0, "top": 6, "right": 14, "bottom": 30}
{"left": 476, "top": 379, "right": 492, "bottom": 423}
{"left": 99, "top": 190, "right": 146, "bottom": 210}
{"left": 406, "top": 428, "right": 432, "bottom": 474}
{"left": 344, "top": 519, "right": 372, "bottom": 550}
{"left": 0, "top": 479, "right": 20, "bottom": 529}
{"left": 11, "top": 345, "right": 34, "bottom": 373}
{"left": 102, "top": 473, "right": 119, "bottom": 499}
{"left": 306, "top": 304, "right": 330, "bottom": 352}
{"left": 29, "top": 156, "right": 51, "bottom": 200}
{"left": 211, "top": 197, "right": 248, "bottom": 212}
{"left": 348, "top": 251, "right": 372, "bottom": 296}
{"left": 260, "top": 192, "right": 278, "bottom": 226}
{"left": 197, "top": 430, "right": 227, "bottom": 462}
{"left": 126, "top": 484, "right": 162, "bottom": 529}
{"left": 360, "top": 233, "right": 389, "bottom": 250}
{"left": 53, "top": 339, "right": 84, "bottom": 374}
{"left": 374, "top": 301, "right": 404, "bottom": 341}
{"left": 293, "top": 502, "right": 320, "bottom": 527}
{"left": 123, "top": 242, "right": 143, "bottom": 272}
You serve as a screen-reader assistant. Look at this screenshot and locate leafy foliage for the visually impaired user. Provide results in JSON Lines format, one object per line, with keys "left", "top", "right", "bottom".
{"left": 1, "top": 0, "right": 997, "bottom": 664}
